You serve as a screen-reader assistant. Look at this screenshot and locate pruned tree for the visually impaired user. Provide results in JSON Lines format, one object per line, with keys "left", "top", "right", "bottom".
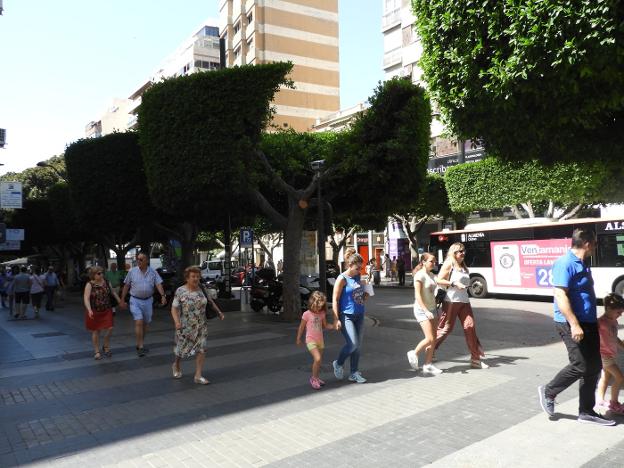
{"left": 138, "top": 63, "right": 291, "bottom": 269}
{"left": 444, "top": 158, "right": 612, "bottom": 220}
{"left": 412, "top": 0, "right": 624, "bottom": 164}
{"left": 64, "top": 132, "right": 154, "bottom": 268}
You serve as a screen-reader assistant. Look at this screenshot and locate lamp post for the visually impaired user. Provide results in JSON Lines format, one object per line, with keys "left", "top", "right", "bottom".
{"left": 36, "top": 161, "right": 66, "bottom": 181}
{"left": 311, "top": 159, "right": 326, "bottom": 294}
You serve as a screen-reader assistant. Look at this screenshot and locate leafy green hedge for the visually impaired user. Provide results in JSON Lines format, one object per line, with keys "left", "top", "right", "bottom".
{"left": 444, "top": 158, "right": 609, "bottom": 212}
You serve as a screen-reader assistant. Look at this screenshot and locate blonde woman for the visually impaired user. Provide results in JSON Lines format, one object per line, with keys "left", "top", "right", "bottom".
{"left": 435, "top": 243, "right": 488, "bottom": 369}
{"left": 407, "top": 253, "right": 443, "bottom": 375}
{"left": 332, "top": 252, "right": 369, "bottom": 383}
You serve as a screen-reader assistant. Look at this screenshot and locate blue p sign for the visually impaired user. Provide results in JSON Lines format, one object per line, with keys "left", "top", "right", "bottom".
{"left": 240, "top": 228, "right": 253, "bottom": 248}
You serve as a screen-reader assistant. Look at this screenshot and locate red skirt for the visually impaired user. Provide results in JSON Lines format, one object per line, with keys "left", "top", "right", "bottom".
{"left": 85, "top": 308, "right": 113, "bottom": 331}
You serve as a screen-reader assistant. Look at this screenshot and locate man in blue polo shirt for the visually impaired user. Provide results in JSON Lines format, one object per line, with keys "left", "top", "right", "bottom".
{"left": 538, "top": 228, "right": 615, "bottom": 426}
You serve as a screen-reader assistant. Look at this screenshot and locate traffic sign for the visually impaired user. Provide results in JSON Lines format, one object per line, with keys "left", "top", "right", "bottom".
{"left": 240, "top": 228, "right": 253, "bottom": 248}
{"left": 0, "top": 182, "right": 22, "bottom": 209}
{"left": 6, "top": 228, "right": 24, "bottom": 241}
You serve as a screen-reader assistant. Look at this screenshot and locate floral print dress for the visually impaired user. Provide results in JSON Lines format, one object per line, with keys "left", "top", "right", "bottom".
{"left": 173, "top": 285, "right": 208, "bottom": 358}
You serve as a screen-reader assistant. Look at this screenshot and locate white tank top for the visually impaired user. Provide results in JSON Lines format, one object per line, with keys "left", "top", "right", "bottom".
{"left": 445, "top": 268, "right": 470, "bottom": 303}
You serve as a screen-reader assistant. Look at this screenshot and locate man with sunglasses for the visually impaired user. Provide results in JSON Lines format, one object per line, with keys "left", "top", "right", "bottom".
{"left": 538, "top": 228, "right": 615, "bottom": 426}
{"left": 119, "top": 253, "right": 166, "bottom": 357}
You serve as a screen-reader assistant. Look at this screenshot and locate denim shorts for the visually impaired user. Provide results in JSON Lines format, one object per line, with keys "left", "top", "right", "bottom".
{"left": 129, "top": 296, "right": 153, "bottom": 323}
{"left": 413, "top": 305, "right": 437, "bottom": 323}
{"left": 306, "top": 341, "right": 324, "bottom": 351}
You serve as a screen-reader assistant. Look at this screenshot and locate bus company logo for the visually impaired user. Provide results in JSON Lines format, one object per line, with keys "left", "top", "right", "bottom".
{"left": 465, "top": 232, "right": 485, "bottom": 241}
{"left": 521, "top": 244, "right": 567, "bottom": 256}
{"left": 604, "top": 222, "right": 624, "bottom": 231}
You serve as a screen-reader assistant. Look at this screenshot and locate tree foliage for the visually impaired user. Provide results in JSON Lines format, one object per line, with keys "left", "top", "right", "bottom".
{"left": 64, "top": 132, "right": 152, "bottom": 240}
{"left": 412, "top": 0, "right": 624, "bottom": 163}
{"left": 0, "top": 155, "right": 66, "bottom": 199}
{"left": 444, "top": 158, "right": 611, "bottom": 218}
{"left": 139, "top": 63, "right": 292, "bottom": 220}
{"left": 332, "top": 78, "right": 431, "bottom": 216}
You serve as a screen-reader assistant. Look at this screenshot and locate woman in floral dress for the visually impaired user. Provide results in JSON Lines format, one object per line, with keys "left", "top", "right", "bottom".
{"left": 171, "top": 266, "right": 224, "bottom": 384}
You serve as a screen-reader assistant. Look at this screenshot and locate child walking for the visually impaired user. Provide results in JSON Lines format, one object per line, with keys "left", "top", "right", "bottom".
{"left": 596, "top": 293, "right": 624, "bottom": 414}
{"left": 297, "top": 291, "right": 333, "bottom": 390}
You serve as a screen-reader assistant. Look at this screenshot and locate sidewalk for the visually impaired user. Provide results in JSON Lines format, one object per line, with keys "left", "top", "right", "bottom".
{"left": 1, "top": 290, "right": 623, "bottom": 467}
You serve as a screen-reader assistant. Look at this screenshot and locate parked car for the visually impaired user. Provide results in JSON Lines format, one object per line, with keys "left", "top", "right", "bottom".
{"left": 200, "top": 259, "right": 239, "bottom": 281}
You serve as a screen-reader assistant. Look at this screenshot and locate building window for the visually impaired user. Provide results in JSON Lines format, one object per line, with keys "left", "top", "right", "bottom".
{"left": 246, "top": 37, "right": 254, "bottom": 48}
{"left": 233, "top": 22, "right": 241, "bottom": 34}
{"left": 247, "top": 12, "right": 253, "bottom": 24}
{"left": 234, "top": 47, "right": 241, "bottom": 59}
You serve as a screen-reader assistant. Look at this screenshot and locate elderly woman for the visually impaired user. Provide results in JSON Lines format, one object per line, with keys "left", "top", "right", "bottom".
{"left": 171, "top": 266, "right": 224, "bottom": 384}
{"left": 84, "top": 266, "right": 122, "bottom": 360}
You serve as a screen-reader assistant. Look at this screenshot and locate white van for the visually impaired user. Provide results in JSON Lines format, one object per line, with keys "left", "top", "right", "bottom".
{"left": 200, "top": 260, "right": 238, "bottom": 281}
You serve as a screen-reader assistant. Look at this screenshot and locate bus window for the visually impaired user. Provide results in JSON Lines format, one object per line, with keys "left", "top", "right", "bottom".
{"left": 597, "top": 234, "right": 624, "bottom": 267}
{"left": 465, "top": 241, "right": 491, "bottom": 268}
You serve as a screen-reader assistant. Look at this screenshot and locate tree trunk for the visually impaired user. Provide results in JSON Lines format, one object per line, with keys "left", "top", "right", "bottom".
{"left": 281, "top": 203, "right": 306, "bottom": 321}
{"left": 179, "top": 221, "right": 198, "bottom": 272}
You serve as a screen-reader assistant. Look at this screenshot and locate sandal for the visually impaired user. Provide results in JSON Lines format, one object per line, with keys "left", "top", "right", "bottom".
{"left": 172, "top": 363, "right": 182, "bottom": 379}
{"left": 94, "top": 352, "right": 103, "bottom": 360}
{"left": 193, "top": 376, "right": 210, "bottom": 385}
{"left": 102, "top": 347, "right": 112, "bottom": 358}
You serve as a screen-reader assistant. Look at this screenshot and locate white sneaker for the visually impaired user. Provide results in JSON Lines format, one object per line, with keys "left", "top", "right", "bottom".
{"left": 406, "top": 350, "right": 419, "bottom": 370}
{"left": 422, "top": 364, "right": 443, "bottom": 375}
{"left": 348, "top": 371, "right": 367, "bottom": 384}
{"left": 470, "top": 360, "right": 489, "bottom": 369}
{"left": 332, "top": 360, "right": 344, "bottom": 380}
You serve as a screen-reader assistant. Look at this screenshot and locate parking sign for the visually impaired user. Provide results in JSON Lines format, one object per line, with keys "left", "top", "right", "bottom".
{"left": 240, "top": 228, "right": 253, "bottom": 248}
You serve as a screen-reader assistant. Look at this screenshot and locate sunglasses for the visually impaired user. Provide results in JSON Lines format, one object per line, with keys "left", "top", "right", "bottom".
{"left": 95, "top": 272, "right": 103, "bottom": 275}
{"left": 456, "top": 250, "right": 466, "bottom": 254}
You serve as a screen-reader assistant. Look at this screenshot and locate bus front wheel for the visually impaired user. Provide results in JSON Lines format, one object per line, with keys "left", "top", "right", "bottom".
{"left": 469, "top": 276, "right": 488, "bottom": 298}
{"left": 614, "top": 279, "right": 624, "bottom": 296}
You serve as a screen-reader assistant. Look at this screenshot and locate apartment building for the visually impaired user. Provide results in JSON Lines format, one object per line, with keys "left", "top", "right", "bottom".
{"left": 86, "top": 22, "right": 222, "bottom": 136}
{"left": 219, "top": 0, "right": 340, "bottom": 131}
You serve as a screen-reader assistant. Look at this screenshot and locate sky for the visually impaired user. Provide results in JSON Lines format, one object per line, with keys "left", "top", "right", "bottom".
{"left": 0, "top": 0, "right": 383, "bottom": 176}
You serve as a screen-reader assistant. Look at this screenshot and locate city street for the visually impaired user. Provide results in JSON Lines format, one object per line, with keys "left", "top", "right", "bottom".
{"left": 1, "top": 286, "right": 623, "bottom": 467}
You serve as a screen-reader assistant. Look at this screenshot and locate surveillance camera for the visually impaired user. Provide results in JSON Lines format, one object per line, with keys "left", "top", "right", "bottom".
{"left": 310, "top": 159, "right": 325, "bottom": 171}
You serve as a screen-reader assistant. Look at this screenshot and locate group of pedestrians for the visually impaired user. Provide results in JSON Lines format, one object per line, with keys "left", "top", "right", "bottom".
{"left": 1, "top": 265, "right": 62, "bottom": 319}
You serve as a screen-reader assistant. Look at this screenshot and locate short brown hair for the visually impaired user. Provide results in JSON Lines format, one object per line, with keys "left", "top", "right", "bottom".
{"left": 184, "top": 266, "right": 201, "bottom": 280}
{"left": 88, "top": 266, "right": 103, "bottom": 280}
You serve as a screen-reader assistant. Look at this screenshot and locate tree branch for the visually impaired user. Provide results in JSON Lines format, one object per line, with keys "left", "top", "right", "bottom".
{"left": 249, "top": 188, "right": 288, "bottom": 230}
{"left": 255, "top": 150, "right": 299, "bottom": 199}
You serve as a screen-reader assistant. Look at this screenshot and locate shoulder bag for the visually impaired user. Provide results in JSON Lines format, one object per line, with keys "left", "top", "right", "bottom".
{"left": 199, "top": 285, "right": 219, "bottom": 319}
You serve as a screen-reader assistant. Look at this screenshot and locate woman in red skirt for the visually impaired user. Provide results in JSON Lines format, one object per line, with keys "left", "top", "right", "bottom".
{"left": 84, "top": 266, "right": 122, "bottom": 360}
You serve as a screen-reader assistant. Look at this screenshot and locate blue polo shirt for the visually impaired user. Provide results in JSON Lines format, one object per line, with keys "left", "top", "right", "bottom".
{"left": 552, "top": 250, "right": 597, "bottom": 323}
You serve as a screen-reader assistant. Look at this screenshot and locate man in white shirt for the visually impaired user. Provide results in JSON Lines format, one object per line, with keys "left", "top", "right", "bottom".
{"left": 119, "top": 253, "right": 166, "bottom": 357}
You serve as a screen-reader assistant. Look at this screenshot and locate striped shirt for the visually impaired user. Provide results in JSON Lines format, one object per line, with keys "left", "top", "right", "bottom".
{"left": 123, "top": 266, "right": 163, "bottom": 299}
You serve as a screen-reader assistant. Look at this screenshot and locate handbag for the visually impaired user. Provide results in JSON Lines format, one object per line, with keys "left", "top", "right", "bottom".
{"left": 435, "top": 287, "right": 447, "bottom": 307}
{"left": 200, "top": 285, "right": 219, "bottom": 320}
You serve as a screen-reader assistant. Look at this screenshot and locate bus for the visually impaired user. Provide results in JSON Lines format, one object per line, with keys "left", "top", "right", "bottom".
{"left": 429, "top": 217, "right": 624, "bottom": 299}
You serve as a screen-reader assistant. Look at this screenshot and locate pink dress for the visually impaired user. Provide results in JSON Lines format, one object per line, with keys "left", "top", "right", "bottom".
{"left": 302, "top": 310, "right": 324, "bottom": 346}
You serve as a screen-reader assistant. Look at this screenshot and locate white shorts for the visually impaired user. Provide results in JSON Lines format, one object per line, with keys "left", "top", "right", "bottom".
{"left": 413, "top": 305, "right": 437, "bottom": 323}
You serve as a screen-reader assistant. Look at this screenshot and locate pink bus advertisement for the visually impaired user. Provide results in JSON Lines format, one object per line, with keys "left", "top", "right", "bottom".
{"left": 491, "top": 239, "right": 570, "bottom": 289}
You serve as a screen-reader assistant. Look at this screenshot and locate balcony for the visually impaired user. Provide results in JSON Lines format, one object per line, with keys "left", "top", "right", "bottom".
{"left": 383, "top": 49, "right": 402, "bottom": 69}
{"left": 382, "top": 8, "right": 401, "bottom": 32}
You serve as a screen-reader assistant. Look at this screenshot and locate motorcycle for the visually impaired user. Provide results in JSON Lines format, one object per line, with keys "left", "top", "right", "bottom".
{"left": 250, "top": 269, "right": 283, "bottom": 313}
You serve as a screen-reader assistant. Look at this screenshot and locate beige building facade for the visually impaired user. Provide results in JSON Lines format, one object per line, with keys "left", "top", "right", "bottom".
{"left": 219, "top": 0, "right": 340, "bottom": 131}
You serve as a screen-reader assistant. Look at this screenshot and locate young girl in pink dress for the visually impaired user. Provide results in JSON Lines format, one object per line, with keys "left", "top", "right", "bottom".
{"left": 596, "top": 293, "right": 624, "bottom": 414}
{"left": 296, "top": 291, "right": 333, "bottom": 389}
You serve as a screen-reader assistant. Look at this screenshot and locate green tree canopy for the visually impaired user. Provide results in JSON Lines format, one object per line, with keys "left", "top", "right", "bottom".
{"left": 412, "top": 0, "right": 624, "bottom": 163}
{"left": 444, "top": 158, "right": 611, "bottom": 219}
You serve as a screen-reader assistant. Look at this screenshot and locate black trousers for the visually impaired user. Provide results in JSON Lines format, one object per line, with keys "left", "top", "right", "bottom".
{"left": 545, "top": 321, "right": 602, "bottom": 415}
{"left": 398, "top": 270, "right": 405, "bottom": 285}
